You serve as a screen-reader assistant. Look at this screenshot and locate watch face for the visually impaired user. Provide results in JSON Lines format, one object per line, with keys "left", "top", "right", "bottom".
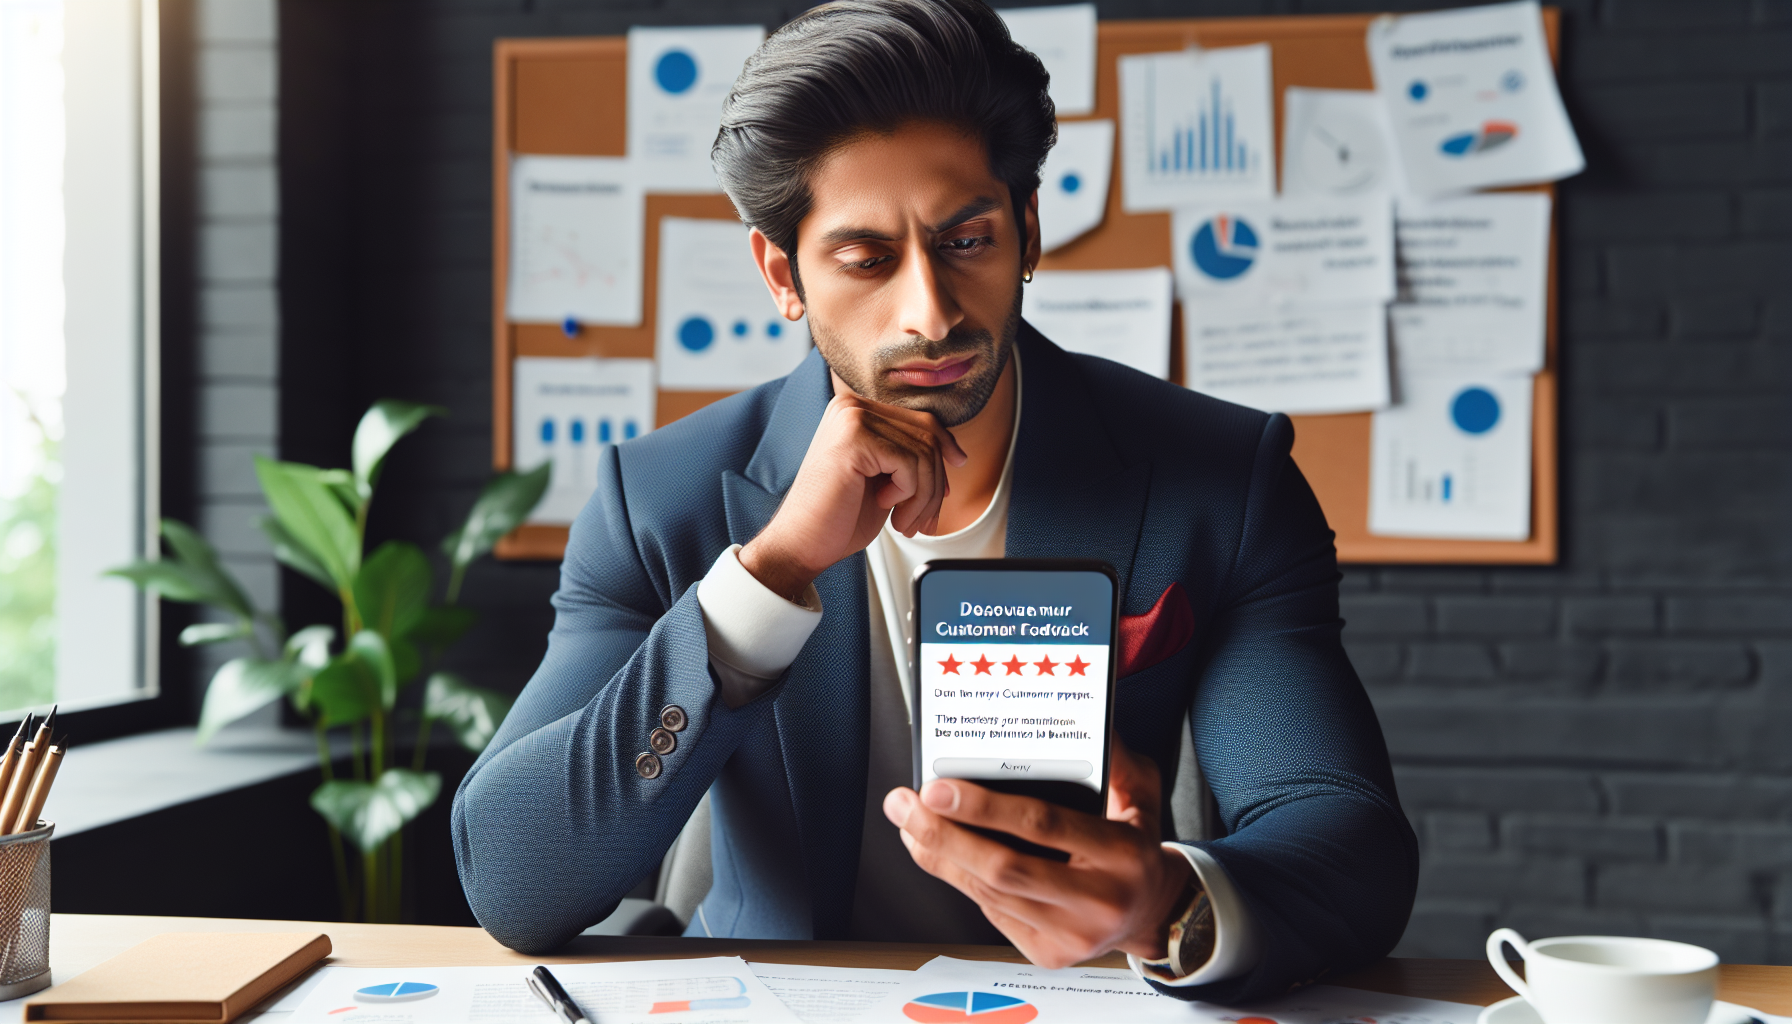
{"left": 1295, "top": 111, "right": 1389, "bottom": 195}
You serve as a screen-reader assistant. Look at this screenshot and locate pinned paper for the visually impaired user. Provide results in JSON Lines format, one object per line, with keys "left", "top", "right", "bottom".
{"left": 1185, "top": 301, "right": 1390, "bottom": 416}
{"left": 655, "top": 217, "right": 810, "bottom": 391}
{"left": 1392, "top": 192, "right": 1553, "bottom": 374}
{"left": 1368, "top": 0, "right": 1584, "bottom": 196}
{"left": 1120, "top": 44, "right": 1274, "bottom": 211}
{"left": 628, "top": 26, "right": 765, "bottom": 193}
{"left": 1281, "top": 88, "right": 1406, "bottom": 197}
{"left": 1036, "top": 120, "right": 1114, "bottom": 252}
{"left": 506, "top": 157, "right": 642, "bottom": 326}
{"left": 1170, "top": 194, "right": 1395, "bottom": 307}
{"left": 512, "top": 357, "right": 656, "bottom": 524}
{"left": 996, "top": 3, "right": 1097, "bottom": 116}
{"left": 1370, "top": 371, "right": 1533, "bottom": 540}
{"left": 1023, "top": 267, "right": 1172, "bottom": 378}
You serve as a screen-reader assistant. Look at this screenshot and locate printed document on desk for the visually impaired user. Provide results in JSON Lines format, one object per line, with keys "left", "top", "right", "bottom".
{"left": 1368, "top": 0, "right": 1583, "bottom": 196}
{"left": 513, "top": 356, "right": 656, "bottom": 524}
{"left": 656, "top": 217, "right": 811, "bottom": 391}
{"left": 1036, "top": 119, "right": 1114, "bottom": 253}
{"left": 996, "top": 3, "right": 1096, "bottom": 116}
{"left": 1281, "top": 87, "right": 1406, "bottom": 198}
{"left": 747, "top": 964, "right": 911, "bottom": 1024}
{"left": 1184, "top": 300, "right": 1390, "bottom": 415}
{"left": 1392, "top": 192, "right": 1552, "bottom": 374}
{"left": 1022, "top": 267, "right": 1172, "bottom": 378}
{"left": 507, "top": 156, "right": 643, "bottom": 326}
{"left": 857, "top": 956, "right": 1486, "bottom": 1023}
{"left": 1120, "top": 44, "right": 1273, "bottom": 211}
{"left": 628, "top": 26, "right": 765, "bottom": 193}
{"left": 1371, "top": 371, "right": 1533, "bottom": 540}
{"left": 285, "top": 957, "right": 801, "bottom": 1024}
{"left": 1171, "top": 194, "right": 1395, "bottom": 308}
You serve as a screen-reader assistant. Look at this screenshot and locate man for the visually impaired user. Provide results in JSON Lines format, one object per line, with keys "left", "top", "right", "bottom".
{"left": 453, "top": 0, "right": 1416, "bottom": 1003}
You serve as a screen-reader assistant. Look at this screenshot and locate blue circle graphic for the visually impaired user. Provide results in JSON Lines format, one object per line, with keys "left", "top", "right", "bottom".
{"left": 1059, "top": 171, "right": 1081, "bottom": 194}
{"left": 678, "top": 316, "right": 715, "bottom": 352}
{"left": 356, "top": 983, "right": 438, "bottom": 1003}
{"left": 598, "top": 418, "right": 612, "bottom": 444}
{"left": 655, "top": 50, "right": 698, "bottom": 94}
{"left": 569, "top": 419, "right": 585, "bottom": 444}
{"left": 1189, "top": 216, "right": 1259, "bottom": 280}
{"left": 731, "top": 319, "right": 749, "bottom": 337}
{"left": 623, "top": 420, "right": 639, "bottom": 440}
{"left": 1408, "top": 79, "right": 1428, "bottom": 102}
{"left": 1451, "top": 387, "right": 1501, "bottom": 435}
{"left": 1501, "top": 69, "right": 1524, "bottom": 92}
{"left": 766, "top": 321, "right": 783, "bottom": 339}
{"left": 539, "top": 418, "right": 554, "bottom": 444}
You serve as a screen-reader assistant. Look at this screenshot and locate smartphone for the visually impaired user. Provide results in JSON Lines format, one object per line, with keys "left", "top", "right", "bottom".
{"left": 910, "top": 559, "right": 1119, "bottom": 852}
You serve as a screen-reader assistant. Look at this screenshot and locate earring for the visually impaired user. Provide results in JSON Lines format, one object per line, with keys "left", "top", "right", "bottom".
{"left": 1022, "top": 267, "right": 1034, "bottom": 284}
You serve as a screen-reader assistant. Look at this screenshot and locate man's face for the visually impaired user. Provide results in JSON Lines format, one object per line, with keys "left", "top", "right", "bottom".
{"left": 785, "top": 121, "right": 1038, "bottom": 427}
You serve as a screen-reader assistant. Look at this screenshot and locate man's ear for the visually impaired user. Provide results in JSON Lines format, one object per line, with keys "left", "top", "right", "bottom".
{"left": 1023, "top": 190, "right": 1042, "bottom": 275}
{"left": 749, "top": 227, "right": 804, "bottom": 321}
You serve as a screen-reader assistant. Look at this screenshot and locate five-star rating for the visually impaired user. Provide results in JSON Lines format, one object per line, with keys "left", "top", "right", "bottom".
{"left": 937, "top": 652, "right": 1090, "bottom": 676}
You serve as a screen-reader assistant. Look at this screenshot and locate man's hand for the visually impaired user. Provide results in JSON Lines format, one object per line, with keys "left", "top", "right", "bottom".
{"left": 739, "top": 378, "right": 966, "bottom": 600}
{"left": 884, "top": 742, "right": 1194, "bottom": 969}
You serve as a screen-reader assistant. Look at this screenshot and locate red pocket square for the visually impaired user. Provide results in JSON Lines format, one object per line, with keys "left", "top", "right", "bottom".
{"left": 1118, "top": 582, "right": 1195, "bottom": 677}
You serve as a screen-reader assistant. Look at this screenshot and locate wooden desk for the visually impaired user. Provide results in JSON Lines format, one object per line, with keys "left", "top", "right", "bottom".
{"left": 34, "top": 915, "right": 1792, "bottom": 1015}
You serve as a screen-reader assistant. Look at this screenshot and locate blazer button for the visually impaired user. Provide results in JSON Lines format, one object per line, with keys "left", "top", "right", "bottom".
{"left": 650, "top": 728, "right": 677, "bottom": 756}
{"left": 660, "top": 704, "right": 687, "bottom": 732}
{"left": 635, "top": 752, "right": 662, "bottom": 779}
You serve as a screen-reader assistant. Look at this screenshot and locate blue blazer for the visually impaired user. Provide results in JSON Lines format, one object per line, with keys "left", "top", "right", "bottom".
{"left": 452, "top": 324, "right": 1417, "bottom": 1003}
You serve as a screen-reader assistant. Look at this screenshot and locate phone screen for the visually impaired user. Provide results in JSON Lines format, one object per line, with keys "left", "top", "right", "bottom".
{"left": 912, "top": 562, "right": 1117, "bottom": 814}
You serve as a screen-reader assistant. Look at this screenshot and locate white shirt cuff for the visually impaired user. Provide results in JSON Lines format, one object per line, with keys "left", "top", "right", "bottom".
{"left": 1128, "top": 843, "right": 1261, "bottom": 987}
{"left": 696, "top": 544, "right": 824, "bottom": 708}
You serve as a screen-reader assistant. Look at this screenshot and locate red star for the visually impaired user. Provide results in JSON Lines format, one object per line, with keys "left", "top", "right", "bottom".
{"left": 1034, "top": 654, "right": 1058, "bottom": 676}
{"left": 939, "top": 654, "right": 961, "bottom": 675}
{"left": 1003, "top": 655, "right": 1026, "bottom": 675}
{"left": 971, "top": 654, "right": 994, "bottom": 675}
{"left": 1067, "top": 655, "right": 1089, "bottom": 676}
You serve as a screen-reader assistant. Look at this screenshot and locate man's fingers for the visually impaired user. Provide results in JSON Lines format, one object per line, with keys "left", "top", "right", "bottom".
{"left": 920, "top": 779, "right": 1112, "bottom": 857}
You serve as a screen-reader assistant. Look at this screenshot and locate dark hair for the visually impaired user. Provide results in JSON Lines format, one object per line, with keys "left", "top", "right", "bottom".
{"left": 712, "top": 0, "right": 1056, "bottom": 259}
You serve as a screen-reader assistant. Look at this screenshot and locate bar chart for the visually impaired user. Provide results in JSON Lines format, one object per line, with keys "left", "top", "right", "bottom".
{"left": 1121, "top": 43, "right": 1274, "bottom": 209}
{"left": 1150, "top": 76, "right": 1255, "bottom": 178}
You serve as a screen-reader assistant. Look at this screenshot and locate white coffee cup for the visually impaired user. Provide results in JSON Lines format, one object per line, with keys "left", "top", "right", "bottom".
{"left": 1486, "top": 928, "right": 1719, "bottom": 1024}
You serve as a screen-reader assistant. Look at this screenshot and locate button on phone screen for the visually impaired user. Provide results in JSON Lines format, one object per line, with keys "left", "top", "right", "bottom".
{"left": 917, "top": 569, "right": 1113, "bottom": 794}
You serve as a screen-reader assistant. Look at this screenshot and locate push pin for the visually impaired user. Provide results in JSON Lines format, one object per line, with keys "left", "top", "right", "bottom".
{"left": 561, "top": 316, "right": 579, "bottom": 339}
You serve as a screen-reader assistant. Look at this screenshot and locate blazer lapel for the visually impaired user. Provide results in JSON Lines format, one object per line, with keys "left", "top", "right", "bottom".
{"left": 719, "top": 350, "right": 871, "bottom": 940}
{"left": 1006, "top": 323, "right": 1154, "bottom": 604}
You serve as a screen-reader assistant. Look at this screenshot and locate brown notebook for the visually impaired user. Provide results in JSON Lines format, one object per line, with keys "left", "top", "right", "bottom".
{"left": 24, "top": 932, "right": 332, "bottom": 1023}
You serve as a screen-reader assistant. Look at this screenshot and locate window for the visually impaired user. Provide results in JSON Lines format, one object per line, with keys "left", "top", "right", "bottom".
{"left": 0, "top": 0, "right": 156, "bottom": 715}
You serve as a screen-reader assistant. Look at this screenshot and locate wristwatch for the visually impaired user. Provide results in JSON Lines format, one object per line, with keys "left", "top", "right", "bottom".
{"left": 1138, "top": 874, "right": 1216, "bottom": 980}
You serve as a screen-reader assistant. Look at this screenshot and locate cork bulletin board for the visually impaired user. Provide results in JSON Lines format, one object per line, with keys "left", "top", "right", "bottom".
{"left": 491, "top": 10, "right": 1561, "bottom": 563}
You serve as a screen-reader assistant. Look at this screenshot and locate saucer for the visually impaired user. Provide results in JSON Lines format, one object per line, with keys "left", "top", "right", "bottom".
{"left": 1477, "top": 995, "right": 1765, "bottom": 1024}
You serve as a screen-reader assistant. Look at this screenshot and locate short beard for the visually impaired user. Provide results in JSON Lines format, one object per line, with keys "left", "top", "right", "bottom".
{"left": 811, "top": 287, "right": 1021, "bottom": 428}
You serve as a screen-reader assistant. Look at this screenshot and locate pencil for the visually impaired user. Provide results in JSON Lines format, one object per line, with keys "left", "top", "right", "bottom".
{"left": 13, "top": 741, "right": 62, "bottom": 834}
{"left": 0, "top": 707, "right": 53, "bottom": 836}
{"left": 0, "top": 717, "right": 34, "bottom": 810}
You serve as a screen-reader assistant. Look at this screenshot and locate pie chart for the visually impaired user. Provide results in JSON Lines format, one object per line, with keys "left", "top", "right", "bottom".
{"left": 354, "top": 981, "right": 438, "bottom": 1002}
{"left": 902, "top": 991, "right": 1038, "bottom": 1023}
{"left": 1440, "top": 120, "right": 1519, "bottom": 157}
{"left": 1189, "top": 215, "right": 1259, "bottom": 280}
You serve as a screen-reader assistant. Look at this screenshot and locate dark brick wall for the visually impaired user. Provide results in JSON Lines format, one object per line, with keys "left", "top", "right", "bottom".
{"left": 276, "top": 0, "right": 1792, "bottom": 959}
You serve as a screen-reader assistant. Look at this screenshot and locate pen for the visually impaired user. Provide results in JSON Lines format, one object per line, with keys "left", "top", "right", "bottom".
{"left": 526, "top": 966, "right": 592, "bottom": 1024}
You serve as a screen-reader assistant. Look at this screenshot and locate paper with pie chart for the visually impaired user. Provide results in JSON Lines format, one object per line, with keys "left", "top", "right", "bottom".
{"left": 1280, "top": 87, "right": 1405, "bottom": 198}
{"left": 513, "top": 356, "right": 655, "bottom": 525}
{"left": 1368, "top": 0, "right": 1584, "bottom": 196}
{"left": 1370, "top": 371, "right": 1533, "bottom": 540}
{"left": 915, "top": 569, "right": 1113, "bottom": 795}
{"left": 1036, "top": 119, "right": 1113, "bottom": 253}
{"left": 1170, "top": 194, "right": 1395, "bottom": 307}
{"left": 655, "top": 217, "right": 811, "bottom": 391}
{"left": 628, "top": 25, "right": 765, "bottom": 193}
{"left": 507, "top": 156, "right": 643, "bottom": 326}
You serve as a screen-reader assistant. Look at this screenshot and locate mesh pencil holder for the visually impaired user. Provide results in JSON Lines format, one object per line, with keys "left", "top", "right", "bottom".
{"left": 0, "top": 822, "right": 52, "bottom": 1000}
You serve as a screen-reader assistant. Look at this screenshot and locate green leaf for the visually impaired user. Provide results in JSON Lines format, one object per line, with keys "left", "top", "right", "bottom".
{"left": 259, "top": 516, "right": 334, "bottom": 591}
{"left": 106, "top": 561, "right": 213, "bottom": 604}
{"left": 443, "top": 464, "right": 552, "bottom": 573}
{"left": 301, "top": 652, "right": 379, "bottom": 727}
{"left": 179, "top": 621, "right": 249, "bottom": 647}
{"left": 349, "top": 629, "right": 399, "bottom": 710}
{"left": 285, "top": 624, "right": 336, "bottom": 670}
{"left": 254, "top": 457, "right": 362, "bottom": 594}
{"left": 353, "top": 400, "right": 445, "bottom": 501}
{"left": 310, "top": 769, "right": 442, "bottom": 852}
{"left": 353, "top": 542, "right": 432, "bottom": 641}
{"left": 423, "top": 672, "right": 513, "bottom": 753}
{"left": 404, "top": 606, "right": 478, "bottom": 650}
{"left": 159, "top": 520, "right": 256, "bottom": 618}
{"left": 316, "top": 469, "right": 360, "bottom": 513}
{"left": 198, "top": 658, "right": 297, "bottom": 743}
